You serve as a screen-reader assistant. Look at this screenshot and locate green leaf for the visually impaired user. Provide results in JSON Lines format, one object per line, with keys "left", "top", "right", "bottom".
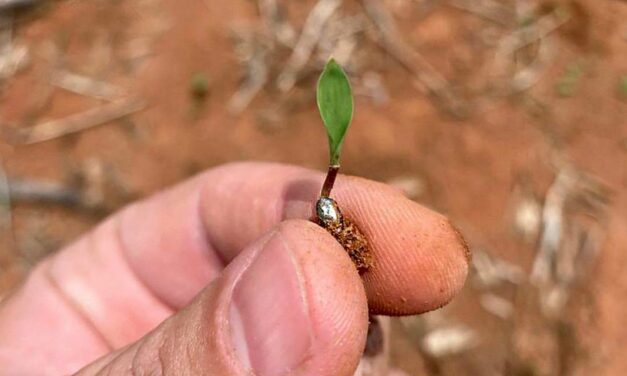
{"left": 316, "top": 59, "right": 353, "bottom": 166}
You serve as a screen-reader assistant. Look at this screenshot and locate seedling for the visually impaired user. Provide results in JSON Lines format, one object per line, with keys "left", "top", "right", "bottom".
{"left": 314, "top": 59, "right": 373, "bottom": 272}
{"left": 618, "top": 75, "right": 627, "bottom": 101}
{"left": 555, "top": 62, "right": 583, "bottom": 98}
{"left": 189, "top": 72, "right": 211, "bottom": 119}
{"left": 190, "top": 72, "right": 210, "bottom": 100}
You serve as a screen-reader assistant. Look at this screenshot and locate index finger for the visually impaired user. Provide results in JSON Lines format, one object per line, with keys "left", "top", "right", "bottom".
{"left": 45, "top": 160, "right": 469, "bottom": 337}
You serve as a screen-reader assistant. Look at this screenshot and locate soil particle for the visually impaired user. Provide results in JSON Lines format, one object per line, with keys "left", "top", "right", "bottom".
{"left": 449, "top": 218, "right": 472, "bottom": 266}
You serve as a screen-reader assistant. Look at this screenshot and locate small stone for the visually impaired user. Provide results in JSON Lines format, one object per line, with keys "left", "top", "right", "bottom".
{"left": 316, "top": 197, "right": 341, "bottom": 224}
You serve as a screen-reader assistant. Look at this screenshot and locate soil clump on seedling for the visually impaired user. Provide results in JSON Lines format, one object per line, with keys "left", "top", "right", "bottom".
{"left": 315, "top": 197, "right": 373, "bottom": 272}
{"left": 313, "top": 59, "right": 374, "bottom": 272}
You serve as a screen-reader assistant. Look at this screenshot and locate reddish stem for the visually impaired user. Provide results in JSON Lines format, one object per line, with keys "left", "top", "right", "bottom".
{"left": 320, "top": 165, "right": 339, "bottom": 197}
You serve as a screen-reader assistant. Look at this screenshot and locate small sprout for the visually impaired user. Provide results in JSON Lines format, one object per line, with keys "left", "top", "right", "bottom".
{"left": 555, "top": 63, "right": 583, "bottom": 98}
{"left": 317, "top": 58, "right": 353, "bottom": 197}
{"left": 618, "top": 75, "right": 627, "bottom": 100}
{"left": 518, "top": 15, "right": 536, "bottom": 28}
{"left": 190, "top": 72, "right": 210, "bottom": 100}
{"left": 317, "top": 59, "right": 354, "bottom": 170}
{"left": 314, "top": 59, "right": 373, "bottom": 272}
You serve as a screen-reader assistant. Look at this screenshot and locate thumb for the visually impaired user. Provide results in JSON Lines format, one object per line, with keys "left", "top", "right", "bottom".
{"left": 77, "top": 220, "right": 369, "bottom": 376}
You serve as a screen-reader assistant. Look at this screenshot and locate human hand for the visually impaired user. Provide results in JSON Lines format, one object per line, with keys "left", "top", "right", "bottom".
{"left": 0, "top": 163, "right": 469, "bottom": 375}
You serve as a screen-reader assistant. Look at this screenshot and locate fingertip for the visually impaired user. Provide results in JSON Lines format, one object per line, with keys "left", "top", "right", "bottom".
{"left": 333, "top": 178, "right": 470, "bottom": 315}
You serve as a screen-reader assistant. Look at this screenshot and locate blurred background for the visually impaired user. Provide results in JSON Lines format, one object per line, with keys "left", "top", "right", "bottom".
{"left": 0, "top": 0, "right": 625, "bottom": 374}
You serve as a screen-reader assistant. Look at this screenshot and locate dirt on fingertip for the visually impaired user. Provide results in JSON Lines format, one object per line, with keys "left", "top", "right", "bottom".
{"left": 449, "top": 219, "right": 472, "bottom": 266}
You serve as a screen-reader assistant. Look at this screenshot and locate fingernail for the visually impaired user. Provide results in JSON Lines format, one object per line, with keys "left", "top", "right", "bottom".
{"left": 230, "top": 231, "right": 311, "bottom": 376}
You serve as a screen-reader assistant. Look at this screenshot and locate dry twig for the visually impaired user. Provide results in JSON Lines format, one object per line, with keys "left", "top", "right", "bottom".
{"left": 5, "top": 174, "right": 112, "bottom": 213}
{"left": 8, "top": 178, "right": 83, "bottom": 207}
{"left": 495, "top": 10, "right": 571, "bottom": 57}
{"left": 0, "top": 0, "right": 38, "bottom": 10}
{"left": 9, "top": 98, "right": 146, "bottom": 145}
{"left": 447, "top": 0, "right": 514, "bottom": 26}
{"left": 0, "top": 14, "right": 29, "bottom": 82}
{"left": 489, "top": 8, "right": 570, "bottom": 95}
{"left": 531, "top": 167, "right": 577, "bottom": 285}
{"left": 362, "top": 0, "right": 468, "bottom": 118}
{"left": 480, "top": 293, "right": 514, "bottom": 320}
{"left": 317, "top": 14, "right": 368, "bottom": 66}
{"left": 50, "top": 70, "right": 125, "bottom": 101}
{"left": 0, "top": 160, "right": 13, "bottom": 286}
{"left": 472, "top": 250, "right": 526, "bottom": 288}
{"left": 421, "top": 326, "right": 478, "bottom": 357}
{"left": 257, "top": 0, "right": 296, "bottom": 47}
{"left": 276, "top": 0, "right": 342, "bottom": 92}
{"left": 228, "top": 29, "right": 270, "bottom": 113}
{"left": 531, "top": 163, "right": 611, "bottom": 316}
{"left": 509, "top": 36, "right": 554, "bottom": 93}
{"left": 401, "top": 311, "right": 479, "bottom": 359}
{"left": 0, "top": 160, "right": 12, "bottom": 233}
